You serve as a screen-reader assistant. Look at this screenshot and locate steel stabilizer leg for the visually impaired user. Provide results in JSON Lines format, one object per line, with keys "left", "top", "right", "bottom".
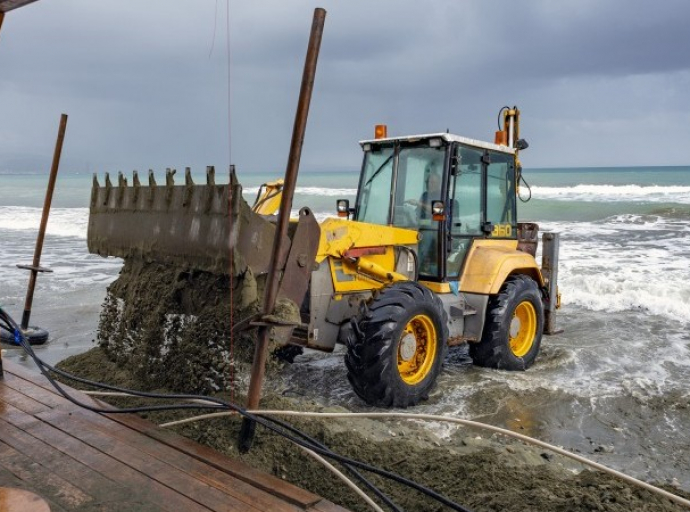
{"left": 238, "top": 417, "right": 257, "bottom": 453}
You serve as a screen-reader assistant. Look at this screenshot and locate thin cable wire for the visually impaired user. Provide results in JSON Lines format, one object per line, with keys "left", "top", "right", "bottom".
{"left": 208, "top": 0, "right": 219, "bottom": 58}
{"left": 162, "top": 409, "right": 690, "bottom": 510}
{"left": 226, "top": 0, "right": 235, "bottom": 404}
{"left": 298, "top": 445, "right": 385, "bottom": 512}
{"left": 159, "top": 407, "right": 403, "bottom": 512}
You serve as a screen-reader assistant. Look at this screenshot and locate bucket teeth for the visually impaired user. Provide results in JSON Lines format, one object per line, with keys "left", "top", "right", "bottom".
{"left": 88, "top": 166, "right": 279, "bottom": 275}
{"left": 166, "top": 168, "right": 176, "bottom": 187}
{"left": 91, "top": 174, "right": 100, "bottom": 207}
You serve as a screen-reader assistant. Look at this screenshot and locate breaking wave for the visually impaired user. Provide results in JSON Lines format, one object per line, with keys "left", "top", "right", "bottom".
{"left": 0, "top": 206, "right": 88, "bottom": 239}
{"left": 532, "top": 184, "right": 690, "bottom": 204}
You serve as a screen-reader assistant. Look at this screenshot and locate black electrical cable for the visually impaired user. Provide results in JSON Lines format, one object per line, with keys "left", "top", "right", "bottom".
{"left": 518, "top": 172, "right": 532, "bottom": 203}
{"left": 1, "top": 308, "right": 229, "bottom": 414}
{"left": 260, "top": 414, "right": 403, "bottom": 512}
{"left": 1, "top": 306, "right": 472, "bottom": 512}
{"left": 497, "top": 106, "right": 510, "bottom": 130}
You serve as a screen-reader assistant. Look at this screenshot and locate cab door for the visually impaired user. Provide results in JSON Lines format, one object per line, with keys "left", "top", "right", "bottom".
{"left": 446, "top": 145, "right": 517, "bottom": 278}
{"left": 446, "top": 145, "right": 484, "bottom": 278}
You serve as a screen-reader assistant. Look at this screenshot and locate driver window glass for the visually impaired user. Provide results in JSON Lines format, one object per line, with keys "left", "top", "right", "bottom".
{"left": 486, "top": 152, "right": 516, "bottom": 230}
{"left": 394, "top": 146, "right": 444, "bottom": 228}
{"left": 356, "top": 147, "right": 394, "bottom": 225}
{"left": 396, "top": 146, "right": 444, "bottom": 276}
{"left": 450, "top": 146, "right": 483, "bottom": 236}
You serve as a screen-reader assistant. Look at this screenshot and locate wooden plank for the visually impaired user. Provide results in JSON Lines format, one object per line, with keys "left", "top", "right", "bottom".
{"left": 108, "top": 412, "right": 323, "bottom": 509}
{"left": 0, "top": 439, "right": 94, "bottom": 510}
{"left": 0, "top": 417, "right": 147, "bottom": 507}
{"left": 310, "top": 501, "right": 352, "bottom": 512}
{"left": 2, "top": 362, "right": 350, "bottom": 511}
{"left": 37, "top": 410, "right": 269, "bottom": 512}
{"left": 3, "top": 362, "right": 114, "bottom": 411}
{"left": 1, "top": 372, "right": 66, "bottom": 409}
{"left": 64, "top": 408, "right": 303, "bottom": 512}
{"left": 0, "top": 403, "right": 211, "bottom": 512}
{"left": 0, "top": 466, "right": 36, "bottom": 497}
{"left": 5, "top": 362, "right": 322, "bottom": 508}
{"left": 0, "top": 380, "right": 52, "bottom": 415}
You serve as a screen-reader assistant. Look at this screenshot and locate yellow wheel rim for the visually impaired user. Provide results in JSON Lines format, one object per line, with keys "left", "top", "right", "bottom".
{"left": 509, "top": 301, "right": 537, "bottom": 357}
{"left": 397, "top": 314, "right": 438, "bottom": 385}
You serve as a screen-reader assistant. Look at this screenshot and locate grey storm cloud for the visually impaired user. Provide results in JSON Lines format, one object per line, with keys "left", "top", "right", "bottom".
{"left": 1, "top": 0, "right": 689, "bottom": 178}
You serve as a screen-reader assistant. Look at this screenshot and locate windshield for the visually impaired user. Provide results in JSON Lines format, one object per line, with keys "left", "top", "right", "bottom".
{"left": 356, "top": 144, "right": 446, "bottom": 227}
{"left": 356, "top": 147, "right": 395, "bottom": 225}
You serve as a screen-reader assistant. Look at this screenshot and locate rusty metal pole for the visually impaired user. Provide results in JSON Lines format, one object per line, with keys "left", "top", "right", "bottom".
{"left": 20, "top": 113, "right": 68, "bottom": 330}
{"left": 239, "top": 8, "right": 326, "bottom": 451}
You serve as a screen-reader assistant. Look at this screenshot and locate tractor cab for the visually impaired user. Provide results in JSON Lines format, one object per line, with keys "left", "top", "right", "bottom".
{"left": 354, "top": 132, "right": 519, "bottom": 281}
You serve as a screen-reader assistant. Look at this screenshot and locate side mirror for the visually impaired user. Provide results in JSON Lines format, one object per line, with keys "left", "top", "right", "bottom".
{"left": 336, "top": 199, "right": 350, "bottom": 218}
{"left": 516, "top": 139, "right": 529, "bottom": 151}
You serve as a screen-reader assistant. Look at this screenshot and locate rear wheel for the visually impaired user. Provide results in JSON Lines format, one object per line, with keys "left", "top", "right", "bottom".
{"left": 345, "top": 281, "right": 448, "bottom": 407}
{"left": 470, "top": 275, "right": 543, "bottom": 370}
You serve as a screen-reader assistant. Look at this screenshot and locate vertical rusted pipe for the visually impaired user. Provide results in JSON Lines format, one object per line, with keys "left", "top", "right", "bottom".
{"left": 21, "top": 113, "right": 68, "bottom": 329}
{"left": 239, "top": 8, "right": 326, "bottom": 451}
{"left": 542, "top": 232, "right": 560, "bottom": 335}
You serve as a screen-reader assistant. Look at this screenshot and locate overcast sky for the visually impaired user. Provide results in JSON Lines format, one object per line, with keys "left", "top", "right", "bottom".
{"left": 1, "top": 0, "right": 689, "bottom": 177}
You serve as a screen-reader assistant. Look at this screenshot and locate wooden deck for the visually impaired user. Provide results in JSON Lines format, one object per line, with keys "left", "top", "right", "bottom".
{"left": 0, "top": 360, "right": 349, "bottom": 512}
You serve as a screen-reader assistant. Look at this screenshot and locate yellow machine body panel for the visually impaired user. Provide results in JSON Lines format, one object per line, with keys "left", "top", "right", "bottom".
{"left": 329, "top": 249, "right": 402, "bottom": 293}
{"left": 316, "top": 218, "right": 418, "bottom": 293}
{"left": 251, "top": 179, "right": 285, "bottom": 216}
{"left": 316, "top": 218, "right": 418, "bottom": 262}
{"left": 418, "top": 281, "right": 452, "bottom": 294}
{"left": 460, "top": 239, "right": 544, "bottom": 295}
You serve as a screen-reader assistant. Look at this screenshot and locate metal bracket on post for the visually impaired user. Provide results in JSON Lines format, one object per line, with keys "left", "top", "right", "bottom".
{"left": 542, "top": 232, "right": 563, "bottom": 335}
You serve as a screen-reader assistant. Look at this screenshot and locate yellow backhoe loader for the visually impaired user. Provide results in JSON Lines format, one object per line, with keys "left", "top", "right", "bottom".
{"left": 88, "top": 107, "right": 560, "bottom": 407}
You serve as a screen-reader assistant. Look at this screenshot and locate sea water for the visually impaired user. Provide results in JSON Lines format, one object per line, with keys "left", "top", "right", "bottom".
{"left": 1, "top": 165, "right": 689, "bottom": 489}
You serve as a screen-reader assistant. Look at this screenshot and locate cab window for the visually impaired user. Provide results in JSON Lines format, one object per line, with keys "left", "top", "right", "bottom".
{"left": 486, "top": 152, "right": 516, "bottom": 236}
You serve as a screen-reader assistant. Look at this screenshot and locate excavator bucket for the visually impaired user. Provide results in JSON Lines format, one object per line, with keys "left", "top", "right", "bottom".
{"left": 88, "top": 167, "right": 283, "bottom": 276}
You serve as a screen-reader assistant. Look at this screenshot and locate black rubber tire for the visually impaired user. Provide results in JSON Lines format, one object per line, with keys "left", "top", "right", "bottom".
{"left": 470, "top": 274, "right": 543, "bottom": 370}
{"left": 0, "top": 325, "right": 50, "bottom": 346}
{"left": 273, "top": 344, "right": 304, "bottom": 363}
{"left": 345, "top": 281, "right": 449, "bottom": 408}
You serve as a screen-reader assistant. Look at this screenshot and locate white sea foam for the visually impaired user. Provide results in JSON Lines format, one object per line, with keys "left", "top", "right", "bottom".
{"left": 545, "top": 217, "right": 690, "bottom": 323}
{"left": 243, "top": 186, "right": 357, "bottom": 197}
{"left": 533, "top": 184, "right": 690, "bottom": 203}
{"left": 0, "top": 206, "right": 88, "bottom": 239}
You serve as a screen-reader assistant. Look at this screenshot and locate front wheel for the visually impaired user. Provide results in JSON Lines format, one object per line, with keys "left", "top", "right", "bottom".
{"left": 470, "top": 275, "right": 544, "bottom": 370}
{"left": 345, "top": 281, "right": 448, "bottom": 407}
